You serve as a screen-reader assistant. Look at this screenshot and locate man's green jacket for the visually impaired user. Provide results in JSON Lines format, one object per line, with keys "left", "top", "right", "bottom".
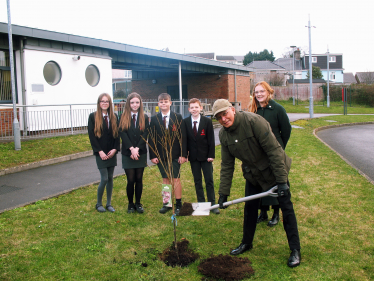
{"left": 219, "top": 111, "right": 292, "bottom": 195}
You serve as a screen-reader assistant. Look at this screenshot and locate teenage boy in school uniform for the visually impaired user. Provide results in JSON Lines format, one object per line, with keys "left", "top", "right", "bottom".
{"left": 184, "top": 98, "right": 219, "bottom": 214}
{"left": 149, "top": 93, "right": 187, "bottom": 215}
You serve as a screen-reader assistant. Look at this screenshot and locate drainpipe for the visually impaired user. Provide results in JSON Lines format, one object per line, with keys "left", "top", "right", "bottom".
{"left": 178, "top": 61, "right": 182, "bottom": 115}
{"left": 20, "top": 38, "right": 27, "bottom": 131}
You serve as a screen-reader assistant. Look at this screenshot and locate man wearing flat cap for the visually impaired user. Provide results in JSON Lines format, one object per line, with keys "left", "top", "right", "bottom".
{"left": 213, "top": 99, "right": 301, "bottom": 268}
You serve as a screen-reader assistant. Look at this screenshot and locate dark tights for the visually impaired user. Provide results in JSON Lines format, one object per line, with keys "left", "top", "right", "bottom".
{"left": 125, "top": 168, "right": 144, "bottom": 204}
{"left": 97, "top": 166, "right": 115, "bottom": 206}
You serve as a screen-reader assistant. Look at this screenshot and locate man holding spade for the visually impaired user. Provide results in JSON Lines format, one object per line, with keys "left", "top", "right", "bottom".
{"left": 213, "top": 99, "right": 301, "bottom": 268}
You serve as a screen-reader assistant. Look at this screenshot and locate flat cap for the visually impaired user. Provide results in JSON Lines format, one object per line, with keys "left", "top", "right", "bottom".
{"left": 212, "top": 99, "right": 232, "bottom": 117}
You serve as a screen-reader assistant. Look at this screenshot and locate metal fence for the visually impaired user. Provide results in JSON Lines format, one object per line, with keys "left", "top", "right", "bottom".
{"left": 0, "top": 101, "right": 195, "bottom": 141}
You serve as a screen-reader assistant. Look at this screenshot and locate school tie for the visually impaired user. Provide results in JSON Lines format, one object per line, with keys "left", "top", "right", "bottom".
{"left": 132, "top": 114, "right": 136, "bottom": 127}
{"left": 193, "top": 121, "right": 197, "bottom": 136}
{"left": 163, "top": 116, "right": 167, "bottom": 129}
{"left": 104, "top": 115, "right": 109, "bottom": 128}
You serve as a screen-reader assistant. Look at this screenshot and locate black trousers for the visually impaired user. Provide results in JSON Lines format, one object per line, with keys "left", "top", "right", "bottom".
{"left": 242, "top": 180, "right": 301, "bottom": 250}
{"left": 190, "top": 160, "right": 215, "bottom": 203}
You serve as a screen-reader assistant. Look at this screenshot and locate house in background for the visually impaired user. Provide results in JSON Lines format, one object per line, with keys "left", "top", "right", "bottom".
{"left": 343, "top": 72, "right": 357, "bottom": 85}
{"left": 246, "top": 60, "right": 287, "bottom": 85}
{"left": 274, "top": 50, "right": 303, "bottom": 80}
{"left": 355, "top": 72, "right": 374, "bottom": 84}
{"left": 216, "top": 55, "right": 244, "bottom": 65}
{"left": 302, "top": 53, "right": 344, "bottom": 83}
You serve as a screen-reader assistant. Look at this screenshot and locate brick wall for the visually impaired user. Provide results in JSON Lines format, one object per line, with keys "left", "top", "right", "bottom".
{"left": 0, "top": 108, "right": 15, "bottom": 136}
{"left": 132, "top": 74, "right": 251, "bottom": 105}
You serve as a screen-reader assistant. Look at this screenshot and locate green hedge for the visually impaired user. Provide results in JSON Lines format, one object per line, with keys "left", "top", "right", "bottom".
{"left": 322, "top": 84, "right": 374, "bottom": 106}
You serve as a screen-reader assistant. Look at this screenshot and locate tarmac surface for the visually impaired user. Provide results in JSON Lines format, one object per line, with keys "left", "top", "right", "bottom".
{"left": 1, "top": 113, "right": 373, "bottom": 213}
{"left": 316, "top": 124, "right": 374, "bottom": 184}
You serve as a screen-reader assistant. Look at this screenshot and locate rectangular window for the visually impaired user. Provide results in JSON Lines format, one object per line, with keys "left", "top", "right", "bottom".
{"left": 329, "top": 56, "right": 336, "bottom": 63}
{"left": 330, "top": 71, "right": 336, "bottom": 80}
{"left": 312, "top": 57, "right": 317, "bottom": 63}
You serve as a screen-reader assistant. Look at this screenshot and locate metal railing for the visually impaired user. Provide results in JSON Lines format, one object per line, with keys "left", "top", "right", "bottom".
{"left": 0, "top": 101, "right": 198, "bottom": 141}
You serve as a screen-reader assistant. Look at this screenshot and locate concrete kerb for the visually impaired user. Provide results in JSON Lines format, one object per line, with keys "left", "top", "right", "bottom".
{"left": 313, "top": 121, "right": 374, "bottom": 186}
{"left": 0, "top": 150, "right": 94, "bottom": 176}
{"left": 0, "top": 171, "right": 127, "bottom": 214}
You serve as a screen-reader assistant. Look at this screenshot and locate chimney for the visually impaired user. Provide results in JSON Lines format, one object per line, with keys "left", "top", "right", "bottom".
{"left": 294, "top": 49, "right": 301, "bottom": 60}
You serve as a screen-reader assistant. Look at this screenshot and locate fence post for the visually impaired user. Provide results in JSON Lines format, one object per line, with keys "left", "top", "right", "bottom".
{"left": 70, "top": 104, "right": 74, "bottom": 135}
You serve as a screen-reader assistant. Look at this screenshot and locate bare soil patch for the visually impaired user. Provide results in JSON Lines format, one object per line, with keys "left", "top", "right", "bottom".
{"left": 198, "top": 254, "right": 255, "bottom": 281}
{"left": 159, "top": 239, "right": 199, "bottom": 267}
{"left": 178, "top": 202, "right": 194, "bottom": 216}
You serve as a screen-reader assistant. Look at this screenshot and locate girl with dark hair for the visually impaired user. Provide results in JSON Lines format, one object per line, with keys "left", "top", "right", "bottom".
{"left": 119, "top": 92, "right": 149, "bottom": 214}
{"left": 88, "top": 93, "right": 120, "bottom": 213}
{"left": 249, "top": 81, "right": 292, "bottom": 227}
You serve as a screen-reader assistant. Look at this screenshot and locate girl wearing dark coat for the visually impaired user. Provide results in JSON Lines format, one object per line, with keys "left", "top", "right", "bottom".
{"left": 119, "top": 93, "right": 149, "bottom": 214}
{"left": 248, "top": 81, "right": 292, "bottom": 227}
{"left": 88, "top": 93, "right": 120, "bottom": 213}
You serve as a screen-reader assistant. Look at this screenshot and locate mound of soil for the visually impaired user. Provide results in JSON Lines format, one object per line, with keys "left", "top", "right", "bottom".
{"left": 178, "top": 202, "right": 194, "bottom": 216}
{"left": 198, "top": 254, "right": 255, "bottom": 281}
{"left": 159, "top": 239, "right": 199, "bottom": 267}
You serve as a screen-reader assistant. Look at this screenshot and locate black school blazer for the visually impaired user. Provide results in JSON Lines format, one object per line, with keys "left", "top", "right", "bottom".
{"left": 148, "top": 111, "right": 187, "bottom": 161}
{"left": 184, "top": 115, "right": 215, "bottom": 162}
{"left": 88, "top": 112, "right": 120, "bottom": 155}
{"left": 119, "top": 113, "right": 149, "bottom": 156}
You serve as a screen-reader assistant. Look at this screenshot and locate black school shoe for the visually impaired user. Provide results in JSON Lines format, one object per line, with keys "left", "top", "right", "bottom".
{"left": 159, "top": 205, "right": 172, "bottom": 214}
{"left": 257, "top": 211, "right": 268, "bottom": 223}
{"left": 135, "top": 203, "right": 144, "bottom": 213}
{"left": 127, "top": 203, "right": 135, "bottom": 214}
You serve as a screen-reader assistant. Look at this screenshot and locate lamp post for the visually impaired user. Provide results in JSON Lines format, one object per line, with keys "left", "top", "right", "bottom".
{"left": 7, "top": 0, "right": 21, "bottom": 150}
{"left": 306, "top": 15, "right": 315, "bottom": 118}
{"left": 290, "top": 46, "right": 296, "bottom": 105}
{"left": 327, "top": 46, "right": 330, "bottom": 107}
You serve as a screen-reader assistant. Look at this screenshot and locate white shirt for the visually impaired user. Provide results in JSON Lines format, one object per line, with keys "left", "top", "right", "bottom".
{"left": 102, "top": 113, "right": 109, "bottom": 126}
{"left": 161, "top": 111, "right": 170, "bottom": 128}
{"left": 191, "top": 114, "right": 201, "bottom": 132}
{"left": 131, "top": 112, "right": 138, "bottom": 125}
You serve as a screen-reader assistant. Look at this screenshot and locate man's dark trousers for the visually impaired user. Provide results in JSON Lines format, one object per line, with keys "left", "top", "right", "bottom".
{"left": 242, "top": 180, "right": 300, "bottom": 250}
{"left": 190, "top": 160, "right": 215, "bottom": 203}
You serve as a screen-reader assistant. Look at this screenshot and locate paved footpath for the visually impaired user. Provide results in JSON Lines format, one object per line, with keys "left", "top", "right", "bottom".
{"left": 1, "top": 113, "right": 372, "bottom": 213}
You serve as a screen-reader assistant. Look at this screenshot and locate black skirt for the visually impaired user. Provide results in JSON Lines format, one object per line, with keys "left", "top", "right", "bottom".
{"left": 122, "top": 154, "right": 147, "bottom": 169}
{"left": 95, "top": 154, "right": 117, "bottom": 169}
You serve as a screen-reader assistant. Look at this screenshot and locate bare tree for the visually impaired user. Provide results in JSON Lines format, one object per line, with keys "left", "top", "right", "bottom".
{"left": 142, "top": 115, "right": 184, "bottom": 253}
{"left": 266, "top": 72, "right": 285, "bottom": 86}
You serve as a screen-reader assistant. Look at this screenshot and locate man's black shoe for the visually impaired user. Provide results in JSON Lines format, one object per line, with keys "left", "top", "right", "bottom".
{"left": 230, "top": 243, "right": 253, "bottom": 255}
{"left": 159, "top": 205, "right": 172, "bottom": 214}
{"left": 287, "top": 249, "right": 301, "bottom": 267}
{"left": 267, "top": 212, "right": 279, "bottom": 227}
{"left": 257, "top": 211, "right": 268, "bottom": 223}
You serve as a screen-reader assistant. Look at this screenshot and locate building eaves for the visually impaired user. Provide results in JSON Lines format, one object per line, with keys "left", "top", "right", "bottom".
{"left": 0, "top": 22, "right": 252, "bottom": 72}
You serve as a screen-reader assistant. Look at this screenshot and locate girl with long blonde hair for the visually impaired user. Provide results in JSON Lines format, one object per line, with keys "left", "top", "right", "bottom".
{"left": 119, "top": 93, "right": 149, "bottom": 214}
{"left": 88, "top": 93, "right": 120, "bottom": 213}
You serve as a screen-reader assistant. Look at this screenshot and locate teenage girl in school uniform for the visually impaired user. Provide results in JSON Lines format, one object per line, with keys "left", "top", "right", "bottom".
{"left": 88, "top": 93, "right": 120, "bottom": 213}
{"left": 119, "top": 93, "right": 149, "bottom": 214}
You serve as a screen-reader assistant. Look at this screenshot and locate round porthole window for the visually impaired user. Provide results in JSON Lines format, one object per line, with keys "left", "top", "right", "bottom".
{"left": 85, "top": 64, "right": 100, "bottom": 87}
{"left": 43, "top": 61, "right": 62, "bottom": 85}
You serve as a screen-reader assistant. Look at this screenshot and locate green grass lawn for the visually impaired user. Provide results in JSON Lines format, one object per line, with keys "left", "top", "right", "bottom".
{"left": 0, "top": 135, "right": 91, "bottom": 170}
{"left": 277, "top": 99, "right": 374, "bottom": 114}
{"left": 1, "top": 115, "right": 374, "bottom": 280}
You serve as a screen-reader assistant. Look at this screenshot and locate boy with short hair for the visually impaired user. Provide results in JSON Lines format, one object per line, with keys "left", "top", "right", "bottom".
{"left": 184, "top": 98, "right": 219, "bottom": 214}
{"left": 149, "top": 93, "right": 187, "bottom": 215}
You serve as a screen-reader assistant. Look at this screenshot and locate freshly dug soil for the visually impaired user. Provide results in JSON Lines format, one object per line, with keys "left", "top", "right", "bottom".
{"left": 159, "top": 239, "right": 199, "bottom": 267}
{"left": 198, "top": 254, "right": 255, "bottom": 281}
{"left": 178, "top": 202, "right": 194, "bottom": 216}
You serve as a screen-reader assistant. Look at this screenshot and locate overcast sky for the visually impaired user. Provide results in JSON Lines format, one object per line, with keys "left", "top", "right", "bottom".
{"left": 1, "top": 0, "right": 373, "bottom": 73}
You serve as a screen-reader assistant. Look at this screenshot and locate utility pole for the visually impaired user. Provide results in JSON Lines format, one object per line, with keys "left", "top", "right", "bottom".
{"left": 7, "top": 0, "right": 21, "bottom": 150}
{"left": 290, "top": 46, "right": 296, "bottom": 105}
{"left": 306, "top": 15, "right": 315, "bottom": 118}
